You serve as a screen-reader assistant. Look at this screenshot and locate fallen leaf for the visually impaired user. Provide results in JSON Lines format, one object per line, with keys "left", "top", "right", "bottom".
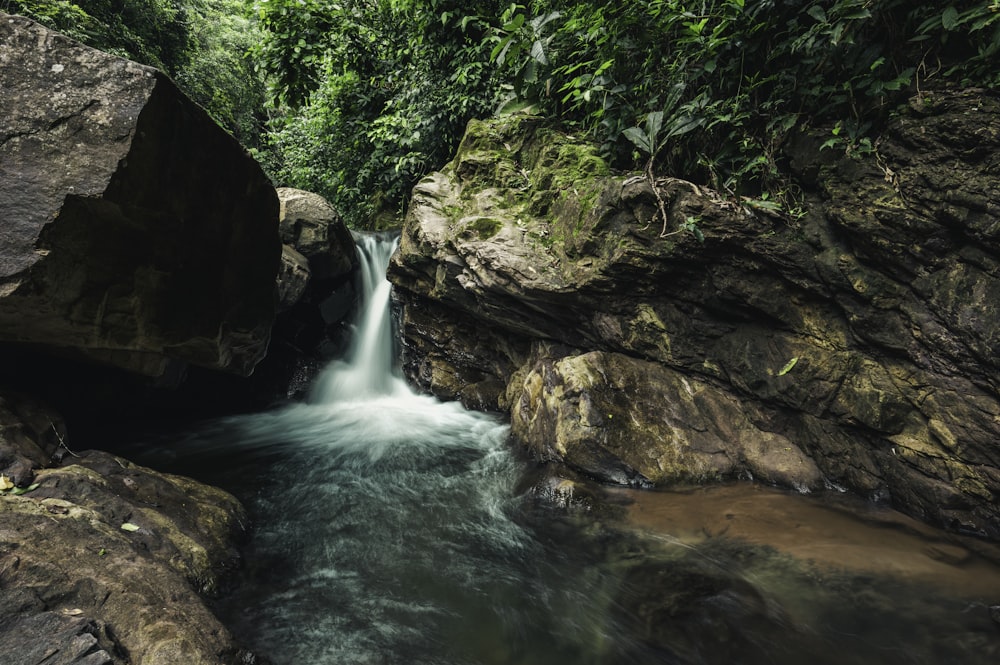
{"left": 777, "top": 357, "right": 799, "bottom": 376}
{"left": 11, "top": 483, "right": 40, "bottom": 495}
{"left": 120, "top": 522, "right": 141, "bottom": 532}
{"left": 0, "top": 475, "right": 13, "bottom": 491}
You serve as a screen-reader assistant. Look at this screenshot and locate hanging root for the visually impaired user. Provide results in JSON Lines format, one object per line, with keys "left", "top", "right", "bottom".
{"left": 51, "top": 423, "right": 80, "bottom": 458}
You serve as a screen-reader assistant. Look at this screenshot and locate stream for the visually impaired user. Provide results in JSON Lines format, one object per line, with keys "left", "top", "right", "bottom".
{"left": 132, "top": 233, "right": 1000, "bottom": 664}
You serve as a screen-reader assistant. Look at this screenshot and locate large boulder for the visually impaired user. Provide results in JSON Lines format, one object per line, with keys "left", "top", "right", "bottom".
{"left": 0, "top": 13, "right": 280, "bottom": 377}
{"left": 277, "top": 187, "right": 356, "bottom": 283}
{"left": 389, "top": 94, "right": 1000, "bottom": 539}
{"left": 273, "top": 188, "right": 359, "bottom": 357}
{"left": 510, "top": 350, "right": 823, "bottom": 490}
{"left": 0, "top": 444, "right": 249, "bottom": 664}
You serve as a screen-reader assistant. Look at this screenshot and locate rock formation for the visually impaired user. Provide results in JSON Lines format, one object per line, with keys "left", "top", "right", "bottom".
{"left": 0, "top": 13, "right": 280, "bottom": 378}
{"left": 278, "top": 187, "right": 357, "bottom": 284}
{"left": 0, "top": 394, "right": 249, "bottom": 664}
{"left": 389, "top": 90, "right": 1000, "bottom": 539}
{"left": 274, "top": 188, "right": 359, "bottom": 355}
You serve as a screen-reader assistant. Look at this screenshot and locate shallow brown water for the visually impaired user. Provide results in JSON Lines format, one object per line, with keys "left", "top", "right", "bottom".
{"left": 611, "top": 482, "right": 1000, "bottom": 598}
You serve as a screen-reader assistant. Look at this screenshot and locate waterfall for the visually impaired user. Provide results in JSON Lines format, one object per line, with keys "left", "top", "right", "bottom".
{"left": 191, "top": 232, "right": 615, "bottom": 663}
{"left": 309, "top": 232, "right": 407, "bottom": 402}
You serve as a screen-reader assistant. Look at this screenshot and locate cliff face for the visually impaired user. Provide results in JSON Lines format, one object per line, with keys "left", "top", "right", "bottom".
{"left": 388, "top": 90, "right": 1000, "bottom": 539}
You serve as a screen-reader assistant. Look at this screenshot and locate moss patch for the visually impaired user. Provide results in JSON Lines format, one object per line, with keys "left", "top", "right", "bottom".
{"left": 464, "top": 216, "right": 503, "bottom": 240}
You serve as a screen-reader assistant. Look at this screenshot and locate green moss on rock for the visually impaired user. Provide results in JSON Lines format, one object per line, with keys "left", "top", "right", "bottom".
{"left": 464, "top": 216, "right": 503, "bottom": 240}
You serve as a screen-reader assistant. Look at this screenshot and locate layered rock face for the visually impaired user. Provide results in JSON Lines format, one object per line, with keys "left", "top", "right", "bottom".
{"left": 389, "top": 91, "right": 1000, "bottom": 539}
{"left": 0, "top": 13, "right": 280, "bottom": 377}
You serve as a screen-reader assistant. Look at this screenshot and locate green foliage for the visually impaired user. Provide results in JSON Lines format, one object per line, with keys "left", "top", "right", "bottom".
{"left": 8, "top": 1, "right": 998, "bottom": 226}
{"left": 5, "top": 0, "right": 191, "bottom": 70}
{"left": 253, "top": 0, "right": 507, "bottom": 228}
{"left": 489, "top": 0, "right": 1000, "bottom": 213}
{"left": 174, "top": 0, "right": 268, "bottom": 146}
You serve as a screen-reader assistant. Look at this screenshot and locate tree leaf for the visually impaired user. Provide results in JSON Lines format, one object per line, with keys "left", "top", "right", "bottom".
{"left": 807, "top": 6, "right": 827, "bottom": 23}
{"left": 622, "top": 126, "right": 652, "bottom": 154}
{"left": 942, "top": 7, "right": 960, "bottom": 30}
{"left": 502, "top": 14, "right": 525, "bottom": 32}
{"left": 645, "top": 111, "right": 665, "bottom": 145}
{"left": 498, "top": 98, "right": 538, "bottom": 116}
{"left": 529, "top": 40, "right": 548, "bottom": 65}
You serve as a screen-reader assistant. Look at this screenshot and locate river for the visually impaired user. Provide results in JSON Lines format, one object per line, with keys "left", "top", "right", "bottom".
{"left": 131, "top": 233, "right": 1000, "bottom": 664}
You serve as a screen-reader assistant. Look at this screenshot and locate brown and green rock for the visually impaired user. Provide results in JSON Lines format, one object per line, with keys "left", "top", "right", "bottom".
{"left": 389, "top": 92, "right": 1000, "bottom": 539}
{"left": 1, "top": 385, "right": 246, "bottom": 662}
{"left": 0, "top": 443, "right": 249, "bottom": 664}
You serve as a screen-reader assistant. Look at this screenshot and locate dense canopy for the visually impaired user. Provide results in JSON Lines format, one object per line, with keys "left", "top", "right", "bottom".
{"left": 9, "top": 0, "right": 999, "bottom": 226}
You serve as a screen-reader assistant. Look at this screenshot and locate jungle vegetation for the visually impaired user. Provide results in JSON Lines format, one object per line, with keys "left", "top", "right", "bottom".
{"left": 5, "top": 0, "right": 999, "bottom": 227}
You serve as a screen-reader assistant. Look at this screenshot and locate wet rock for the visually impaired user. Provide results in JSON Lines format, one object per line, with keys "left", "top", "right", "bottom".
{"left": 389, "top": 96, "right": 1000, "bottom": 538}
{"left": 0, "top": 448, "right": 248, "bottom": 663}
{"left": 991, "top": 604, "right": 1000, "bottom": 627}
{"left": 0, "top": 13, "right": 280, "bottom": 378}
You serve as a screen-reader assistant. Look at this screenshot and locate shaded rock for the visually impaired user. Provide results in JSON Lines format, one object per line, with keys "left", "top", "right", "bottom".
{"left": 396, "top": 295, "right": 531, "bottom": 411}
{"left": 277, "top": 244, "right": 310, "bottom": 310}
{"left": 0, "top": 392, "right": 65, "bottom": 487}
{"left": 0, "top": 448, "right": 248, "bottom": 664}
{"left": 271, "top": 188, "right": 359, "bottom": 363}
{"left": 389, "top": 98, "right": 1000, "bottom": 538}
{"left": 0, "top": 13, "right": 280, "bottom": 378}
{"left": 0, "top": 609, "right": 115, "bottom": 665}
{"left": 277, "top": 187, "right": 356, "bottom": 282}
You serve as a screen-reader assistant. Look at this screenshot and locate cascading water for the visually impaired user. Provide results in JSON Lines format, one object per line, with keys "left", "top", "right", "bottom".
{"left": 310, "top": 233, "right": 407, "bottom": 401}
{"left": 171, "top": 233, "right": 634, "bottom": 664}
{"left": 133, "top": 233, "right": 1000, "bottom": 665}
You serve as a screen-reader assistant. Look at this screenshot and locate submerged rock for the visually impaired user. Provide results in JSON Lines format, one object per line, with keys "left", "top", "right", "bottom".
{"left": 389, "top": 95, "right": 1000, "bottom": 538}
{"left": 0, "top": 13, "right": 280, "bottom": 378}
